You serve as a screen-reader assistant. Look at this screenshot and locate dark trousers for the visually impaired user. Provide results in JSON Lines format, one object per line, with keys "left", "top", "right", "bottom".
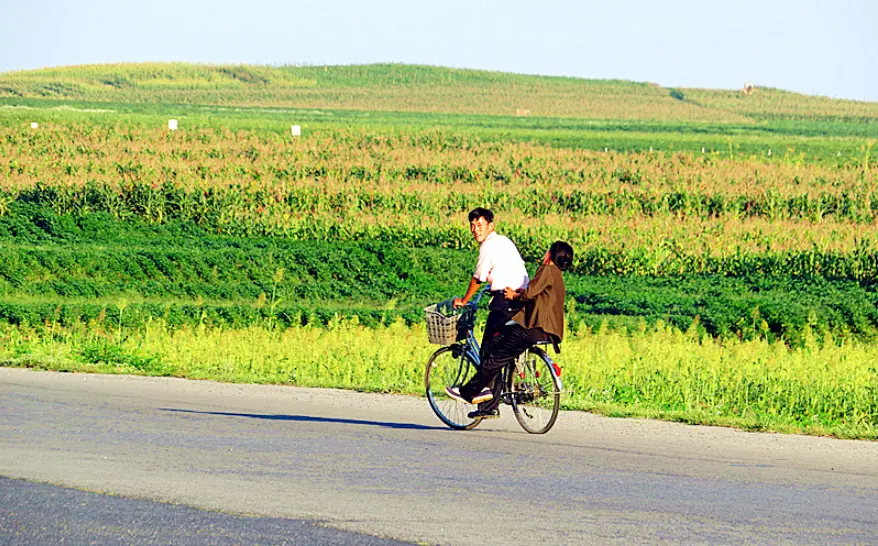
{"left": 479, "top": 294, "right": 517, "bottom": 363}
{"left": 472, "top": 294, "right": 519, "bottom": 411}
{"left": 461, "top": 323, "right": 549, "bottom": 409}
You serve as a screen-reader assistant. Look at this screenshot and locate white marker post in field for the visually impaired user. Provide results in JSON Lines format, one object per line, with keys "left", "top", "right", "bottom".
{"left": 291, "top": 125, "right": 301, "bottom": 137}
{"left": 30, "top": 122, "right": 38, "bottom": 129}
{"left": 168, "top": 119, "right": 178, "bottom": 131}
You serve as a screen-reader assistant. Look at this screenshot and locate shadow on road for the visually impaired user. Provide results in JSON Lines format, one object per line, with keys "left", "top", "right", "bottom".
{"left": 160, "top": 408, "right": 447, "bottom": 431}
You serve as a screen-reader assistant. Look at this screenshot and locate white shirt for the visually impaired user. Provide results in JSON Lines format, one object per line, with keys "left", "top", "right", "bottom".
{"left": 474, "top": 232, "right": 529, "bottom": 291}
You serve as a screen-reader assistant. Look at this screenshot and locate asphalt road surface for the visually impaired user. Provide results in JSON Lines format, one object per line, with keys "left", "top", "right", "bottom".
{"left": 1, "top": 476, "right": 410, "bottom": 545}
{"left": 1, "top": 368, "right": 876, "bottom": 545}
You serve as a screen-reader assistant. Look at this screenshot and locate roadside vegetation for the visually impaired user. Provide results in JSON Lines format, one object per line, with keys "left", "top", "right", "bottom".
{"left": 2, "top": 319, "right": 875, "bottom": 439}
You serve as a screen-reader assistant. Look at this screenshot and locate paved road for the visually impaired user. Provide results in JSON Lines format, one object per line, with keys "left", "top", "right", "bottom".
{"left": 1, "top": 368, "right": 876, "bottom": 545}
{"left": 1, "top": 477, "right": 410, "bottom": 545}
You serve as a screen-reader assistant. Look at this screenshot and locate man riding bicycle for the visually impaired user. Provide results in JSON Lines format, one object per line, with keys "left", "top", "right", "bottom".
{"left": 448, "top": 241, "right": 574, "bottom": 420}
{"left": 452, "top": 208, "right": 529, "bottom": 415}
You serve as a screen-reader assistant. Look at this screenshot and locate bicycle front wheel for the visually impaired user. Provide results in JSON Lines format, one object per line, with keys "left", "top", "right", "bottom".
{"left": 425, "top": 345, "right": 481, "bottom": 430}
{"left": 509, "top": 347, "right": 561, "bottom": 434}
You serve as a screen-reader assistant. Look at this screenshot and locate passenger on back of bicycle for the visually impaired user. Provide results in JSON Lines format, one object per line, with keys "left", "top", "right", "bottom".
{"left": 452, "top": 207, "right": 529, "bottom": 408}
{"left": 448, "top": 241, "right": 574, "bottom": 419}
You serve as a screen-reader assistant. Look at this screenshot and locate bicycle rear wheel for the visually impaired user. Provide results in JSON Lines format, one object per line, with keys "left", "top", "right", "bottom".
{"left": 509, "top": 347, "right": 561, "bottom": 434}
{"left": 425, "top": 345, "right": 481, "bottom": 430}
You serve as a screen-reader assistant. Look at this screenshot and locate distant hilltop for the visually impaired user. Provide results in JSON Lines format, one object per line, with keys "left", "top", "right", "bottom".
{"left": 1, "top": 62, "right": 876, "bottom": 123}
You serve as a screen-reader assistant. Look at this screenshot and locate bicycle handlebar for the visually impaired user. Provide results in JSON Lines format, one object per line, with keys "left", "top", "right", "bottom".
{"left": 433, "top": 286, "right": 491, "bottom": 317}
{"left": 456, "top": 285, "right": 491, "bottom": 311}
{"left": 467, "top": 286, "right": 491, "bottom": 306}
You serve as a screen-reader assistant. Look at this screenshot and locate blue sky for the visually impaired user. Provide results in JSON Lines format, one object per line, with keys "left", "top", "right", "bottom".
{"left": 2, "top": 0, "right": 876, "bottom": 101}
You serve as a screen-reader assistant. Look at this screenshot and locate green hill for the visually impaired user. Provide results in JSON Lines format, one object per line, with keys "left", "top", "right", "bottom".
{"left": 4, "top": 62, "right": 876, "bottom": 123}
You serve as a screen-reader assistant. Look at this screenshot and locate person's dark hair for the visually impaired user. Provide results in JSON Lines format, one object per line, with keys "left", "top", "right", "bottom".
{"left": 468, "top": 207, "right": 494, "bottom": 224}
{"left": 549, "top": 241, "right": 574, "bottom": 271}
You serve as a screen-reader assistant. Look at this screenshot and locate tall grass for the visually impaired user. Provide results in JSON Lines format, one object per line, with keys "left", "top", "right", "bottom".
{"left": 2, "top": 318, "right": 875, "bottom": 439}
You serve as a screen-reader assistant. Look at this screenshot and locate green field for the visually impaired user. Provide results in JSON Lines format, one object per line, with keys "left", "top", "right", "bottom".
{"left": 1, "top": 63, "right": 877, "bottom": 438}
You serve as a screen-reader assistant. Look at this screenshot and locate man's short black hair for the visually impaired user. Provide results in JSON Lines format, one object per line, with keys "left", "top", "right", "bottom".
{"left": 468, "top": 207, "right": 494, "bottom": 224}
{"left": 550, "top": 241, "right": 574, "bottom": 271}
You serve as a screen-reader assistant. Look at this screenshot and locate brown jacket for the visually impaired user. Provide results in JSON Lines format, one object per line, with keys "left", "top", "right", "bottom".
{"left": 511, "top": 262, "right": 565, "bottom": 342}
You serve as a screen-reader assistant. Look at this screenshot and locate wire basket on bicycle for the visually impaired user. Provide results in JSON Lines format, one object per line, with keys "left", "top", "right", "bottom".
{"left": 423, "top": 300, "right": 476, "bottom": 345}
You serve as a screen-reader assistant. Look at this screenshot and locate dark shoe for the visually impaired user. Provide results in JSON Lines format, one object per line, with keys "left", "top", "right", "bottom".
{"left": 445, "top": 386, "right": 471, "bottom": 404}
{"left": 468, "top": 409, "right": 500, "bottom": 420}
{"left": 471, "top": 388, "right": 494, "bottom": 404}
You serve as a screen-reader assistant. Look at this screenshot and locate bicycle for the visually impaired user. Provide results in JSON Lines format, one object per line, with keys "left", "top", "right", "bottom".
{"left": 423, "top": 288, "right": 563, "bottom": 434}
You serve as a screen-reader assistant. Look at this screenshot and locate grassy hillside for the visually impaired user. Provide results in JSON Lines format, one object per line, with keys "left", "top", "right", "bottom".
{"left": 684, "top": 87, "right": 878, "bottom": 122}
{"left": 4, "top": 62, "right": 877, "bottom": 124}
